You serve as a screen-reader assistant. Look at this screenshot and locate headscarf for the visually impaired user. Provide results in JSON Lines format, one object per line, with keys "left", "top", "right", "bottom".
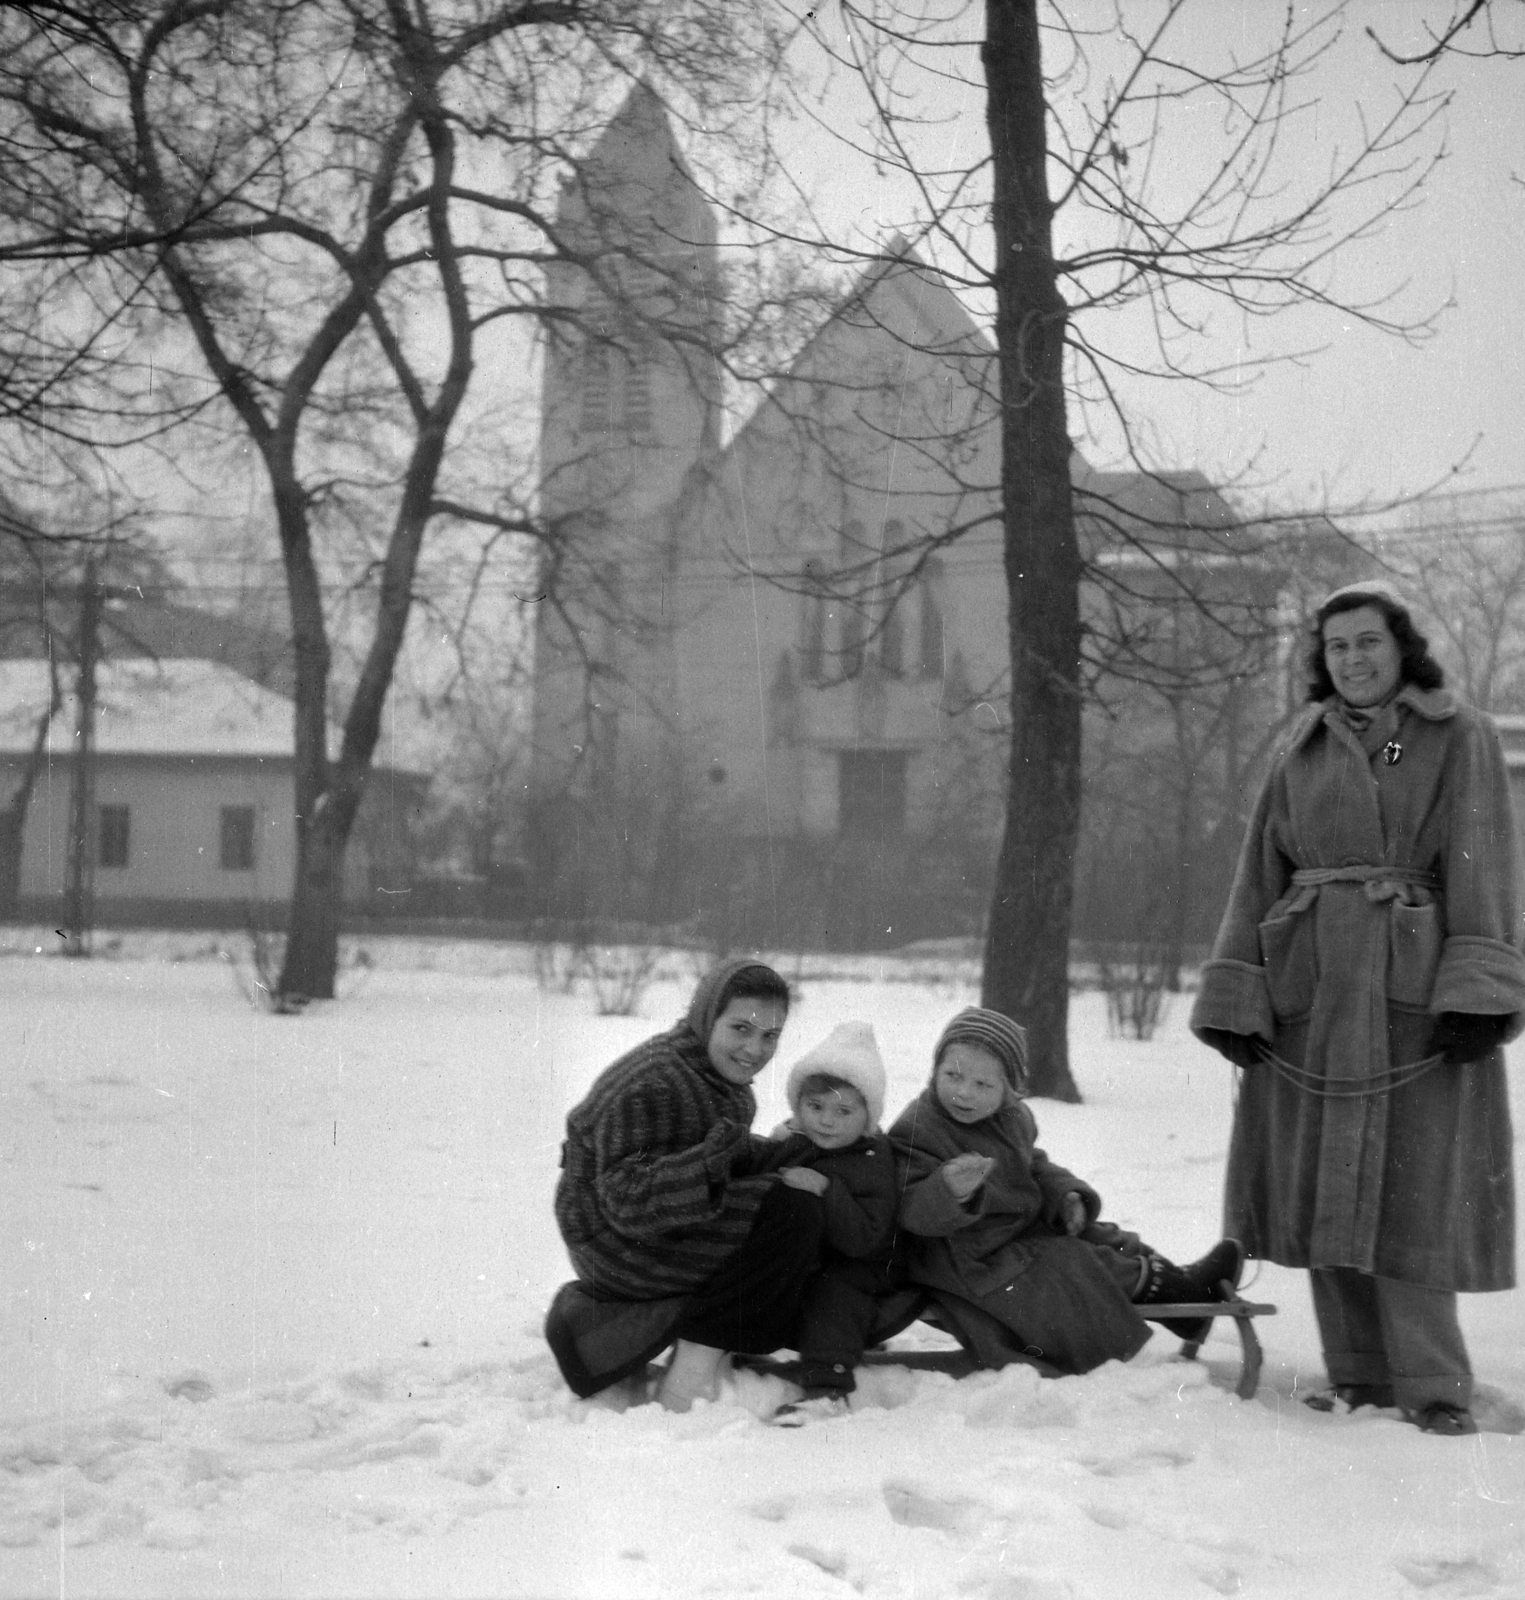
{"left": 683, "top": 956, "right": 789, "bottom": 1044}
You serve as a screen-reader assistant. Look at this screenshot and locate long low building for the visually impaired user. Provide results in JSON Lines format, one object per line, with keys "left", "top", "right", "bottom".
{"left": 0, "top": 658, "right": 425, "bottom": 926}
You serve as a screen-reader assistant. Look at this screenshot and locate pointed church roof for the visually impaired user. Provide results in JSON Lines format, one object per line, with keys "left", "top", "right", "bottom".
{"left": 555, "top": 79, "right": 716, "bottom": 256}
{"left": 720, "top": 240, "right": 994, "bottom": 461}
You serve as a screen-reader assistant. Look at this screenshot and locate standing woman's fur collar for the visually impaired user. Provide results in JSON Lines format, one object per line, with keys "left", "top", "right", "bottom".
{"left": 1288, "top": 683, "right": 1458, "bottom": 754}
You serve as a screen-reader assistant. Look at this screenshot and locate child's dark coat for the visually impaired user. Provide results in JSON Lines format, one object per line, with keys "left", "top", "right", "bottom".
{"left": 888, "top": 1086, "right": 1152, "bottom": 1374}
{"left": 759, "top": 1130, "right": 902, "bottom": 1379}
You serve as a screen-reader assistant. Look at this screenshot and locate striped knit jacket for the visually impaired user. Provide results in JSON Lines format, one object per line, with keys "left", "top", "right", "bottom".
{"left": 554, "top": 1024, "right": 779, "bottom": 1300}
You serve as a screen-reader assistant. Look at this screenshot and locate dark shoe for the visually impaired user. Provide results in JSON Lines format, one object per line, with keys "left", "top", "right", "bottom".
{"left": 769, "top": 1359, "right": 856, "bottom": 1395}
{"left": 1180, "top": 1239, "right": 1247, "bottom": 1299}
{"left": 1137, "top": 1240, "right": 1245, "bottom": 1342}
{"left": 1406, "top": 1402, "right": 1477, "bottom": 1436}
{"left": 1303, "top": 1383, "right": 1396, "bottom": 1413}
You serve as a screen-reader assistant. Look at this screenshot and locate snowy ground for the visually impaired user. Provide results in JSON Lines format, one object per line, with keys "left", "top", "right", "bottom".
{"left": 2, "top": 930, "right": 1522, "bottom": 1600}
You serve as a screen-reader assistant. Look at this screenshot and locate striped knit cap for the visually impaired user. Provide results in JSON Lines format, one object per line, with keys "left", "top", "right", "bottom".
{"left": 933, "top": 1007, "right": 1029, "bottom": 1095}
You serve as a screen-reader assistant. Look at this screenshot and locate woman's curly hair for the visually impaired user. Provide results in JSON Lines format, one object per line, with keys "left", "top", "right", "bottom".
{"left": 1305, "top": 588, "right": 1445, "bottom": 703}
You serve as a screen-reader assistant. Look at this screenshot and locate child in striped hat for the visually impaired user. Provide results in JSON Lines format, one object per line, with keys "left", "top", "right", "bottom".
{"left": 887, "top": 1007, "right": 1243, "bottom": 1375}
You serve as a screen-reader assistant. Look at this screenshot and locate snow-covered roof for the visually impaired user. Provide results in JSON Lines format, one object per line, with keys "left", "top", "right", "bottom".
{"left": 0, "top": 658, "right": 307, "bottom": 760}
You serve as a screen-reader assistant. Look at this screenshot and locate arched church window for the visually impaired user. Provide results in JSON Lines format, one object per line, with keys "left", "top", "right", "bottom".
{"left": 800, "top": 556, "right": 827, "bottom": 684}
{"left": 580, "top": 337, "right": 612, "bottom": 436}
{"left": 879, "top": 520, "right": 905, "bottom": 676}
{"left": 623, "top": 339, "right": 654, "bottom": 441}
{"left": 838, "top": 521, "right": 866, "bottom": 678}
{"left": 918, "top": 557, "right": 945, "bottom": 678}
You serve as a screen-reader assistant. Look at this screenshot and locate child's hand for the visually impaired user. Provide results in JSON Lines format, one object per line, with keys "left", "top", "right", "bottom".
{"left": 941, "top": 1153, "right": 994, "bottom": 1202}
{"left": 1061, "top": 1191, "right": 1088, "bottom": 1236}
{"left": 780, "top": 1166, "right": 829, "bottom": 1196}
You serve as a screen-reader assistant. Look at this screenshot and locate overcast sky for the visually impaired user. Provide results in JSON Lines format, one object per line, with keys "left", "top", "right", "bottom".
{"left": 776, "top": 1, "right": 1525, "bottom": 518}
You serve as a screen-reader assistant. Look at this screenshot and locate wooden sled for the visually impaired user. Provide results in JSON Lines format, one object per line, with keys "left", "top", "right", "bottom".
{"left": 1140, "top": 1282, "right": 1277, "bottom": 1399}
{"left": 857, "top": 1282, "right": 1278, "bottom": 1400}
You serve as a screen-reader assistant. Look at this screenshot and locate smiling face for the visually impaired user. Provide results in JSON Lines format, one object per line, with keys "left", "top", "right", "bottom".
{"left": 933, "top": 1041, "right": 1009, "bottom": 1124}
{"left": 796, "top": 1084, "right": 870, "bottom": 1150}
{"left": 706, "top": 996, "right": 787, "bottom": 1086}
{"left": 1322, "top": 604, "right": 1402, "bottom": 709}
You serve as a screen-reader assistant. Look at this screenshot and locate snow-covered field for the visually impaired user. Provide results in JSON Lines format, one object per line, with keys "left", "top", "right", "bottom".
{"left": 2, "top": 931, "right": 1522, "bottom": 1600}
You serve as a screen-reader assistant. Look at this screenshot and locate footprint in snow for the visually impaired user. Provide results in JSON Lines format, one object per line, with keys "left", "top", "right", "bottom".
{"left": 789, "top": 1542, "right": 850, "bottom": 1579}
{"left": 1081, "top": 1446, "right": 1194, "bottom": 1477}
{"left": 882, "top": 1479, "right": 982, "bottom": 1534}
{"left": 1471, "top": 1387, "right": 1525, "bottom": 1435}
{"left": 164, "top": 1374, "right": 216, "bottom": 1404}
{"left": 1394, "top": 1555, "right": 1500, "bottom": 1594}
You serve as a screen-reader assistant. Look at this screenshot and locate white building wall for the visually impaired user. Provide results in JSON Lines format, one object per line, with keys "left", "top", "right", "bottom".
{"left": 16, "top": 756, "right": 370, "bottom": 905}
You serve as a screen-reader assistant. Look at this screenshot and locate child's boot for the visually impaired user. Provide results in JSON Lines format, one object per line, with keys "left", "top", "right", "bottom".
{"left": 1136, "top": 1239, "right": 1245, "bottom": 1341}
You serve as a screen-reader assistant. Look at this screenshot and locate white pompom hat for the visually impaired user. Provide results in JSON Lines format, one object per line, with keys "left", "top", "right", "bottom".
{"left": 785, "top": 1021, "right": 887, "bottom": 1131}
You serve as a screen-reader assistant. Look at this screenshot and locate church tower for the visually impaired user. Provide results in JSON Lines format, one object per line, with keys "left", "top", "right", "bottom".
{"left": 538, "top": 81, "right": 723, "bottom": 531}
{"left": 530, "top": 83, "right": 724, "bottom": 912}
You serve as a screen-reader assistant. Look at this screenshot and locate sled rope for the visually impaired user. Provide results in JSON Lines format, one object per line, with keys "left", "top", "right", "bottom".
{"left": 1257, "top": 1046, "right": 1446, "bottom": 1098}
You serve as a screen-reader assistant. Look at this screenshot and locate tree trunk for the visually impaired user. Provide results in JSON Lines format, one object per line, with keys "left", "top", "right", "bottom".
{"left": 274, "top": 471, "right": 349, "bottom": 1002}
{"left": 0, "top": 684, "right": 61, "bottom": 921}
{"left": 281, "top": 805, "right": 346, "bottom": 999}
{"left": 979, "top": 0, "right": 1083, "bottom": 1102}
{"left": 63, "top": 565, "right": 102, "bottom": 957}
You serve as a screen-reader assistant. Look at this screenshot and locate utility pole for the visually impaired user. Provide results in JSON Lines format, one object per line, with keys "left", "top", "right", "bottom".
{"left": 62, "top": 555, "right": 102, "bottom": 956}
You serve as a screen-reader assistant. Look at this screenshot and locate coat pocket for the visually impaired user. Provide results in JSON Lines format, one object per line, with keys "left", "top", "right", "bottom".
{"left": 1387, "top": 899, "right": 1443, "bottom": 1009}
{"left": 1257, "top": 903, "right": 1318, "bottom": 1021}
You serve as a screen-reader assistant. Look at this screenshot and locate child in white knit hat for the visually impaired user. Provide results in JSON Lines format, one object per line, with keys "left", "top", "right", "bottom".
{"left": 760, "top": 1021, "right": 902, "bottom": 1420}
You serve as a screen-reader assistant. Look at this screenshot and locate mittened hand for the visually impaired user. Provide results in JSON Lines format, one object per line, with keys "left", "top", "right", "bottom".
{"left": 1060, "top": 1191, "right": 1088, "bottom": 1236}
{"left": 942, "top": 1153, "right": 995, "bottom": 1202}
{"left": 702, "top": 1118, "right": 748, "bottom": 1170}
{"left": 779, "top": 1166, "right": 829, "bottom": 1196}
{"left": 1429, "top": 1012, "right": 1512, "bottom": 1065}
{"left": 1199, "top": 1029, "right": 1265, "bottom": 1070}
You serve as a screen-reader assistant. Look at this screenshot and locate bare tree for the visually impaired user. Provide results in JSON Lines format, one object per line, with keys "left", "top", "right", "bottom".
{"left": 0, "top": 483, "right": 175, "bottom": 926}
{"left": 1380, "top": 494, "right": 1525, "bottom": 713}
{"left": 0, "top": 0, "right": 794, "bottom": 998}
{"left": 713, "top": 0, "right": 1469, "bottom": 1096}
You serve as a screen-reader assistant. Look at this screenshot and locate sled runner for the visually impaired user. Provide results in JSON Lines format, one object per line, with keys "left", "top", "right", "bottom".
{"left": 858, "top": 1282, "right": 1277, "bottom": 1399}
{"left": 1138, "top": 1284, "right": 1277, "bottom": 1399}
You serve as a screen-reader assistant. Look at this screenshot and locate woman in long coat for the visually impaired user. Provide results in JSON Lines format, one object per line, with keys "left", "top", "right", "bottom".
{"left": 1192, "top": 582, "right": 1523, "bottom": 1435}
{"left": 548, "top": 957, "right": 822, "bottom": 1408}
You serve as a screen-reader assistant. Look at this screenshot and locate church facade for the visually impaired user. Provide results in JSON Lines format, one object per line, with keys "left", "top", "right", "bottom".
{"left": 527, "top": 85, "right": 1277, "bottom": 954}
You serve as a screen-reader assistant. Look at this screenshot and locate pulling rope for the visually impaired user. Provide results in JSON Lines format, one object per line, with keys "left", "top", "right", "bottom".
{"left": 1255, "top": 1044, "right": 1447, "bottom": 1099}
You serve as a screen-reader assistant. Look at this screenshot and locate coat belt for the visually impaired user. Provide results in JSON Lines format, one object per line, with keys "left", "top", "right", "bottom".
{"left": 1284, "top": 864, "right": 1439, "bottom": 913}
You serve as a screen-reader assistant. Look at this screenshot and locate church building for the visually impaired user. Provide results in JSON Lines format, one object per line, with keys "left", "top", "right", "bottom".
{"left": 528, "top": 83, "right": 1263, "bottom": 954}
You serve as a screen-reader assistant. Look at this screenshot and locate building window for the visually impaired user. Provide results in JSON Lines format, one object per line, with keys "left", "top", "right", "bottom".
{"left": 918, "top": 557, "right": 945, "bottom": 678}
{"left": 838, "top": 749, "right": 907, "bottom": 840}
{"left": 623, "top": 341, "right": 653, "bottom": 440}
{"left": 879, "top": 521, "right": 905, "bottom": 676}
{"left": 839, "top": 521, "right": 866, "bottom": 678}
{"left": 801, "top": 557, "right": 828, "bottom": 684}
{"left": 580, "top": 339, "right": 612, "bottom": 435}
{"left": 220, "top": 805, "right": 256, "bottom": 871}
{"left": 98, "top": 804, "right": 129, "bottom": 870}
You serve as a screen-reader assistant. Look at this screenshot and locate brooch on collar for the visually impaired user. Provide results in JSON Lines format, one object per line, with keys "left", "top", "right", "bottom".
{"left": 1382, "top": 740, "right": 1403, "bottom": 766}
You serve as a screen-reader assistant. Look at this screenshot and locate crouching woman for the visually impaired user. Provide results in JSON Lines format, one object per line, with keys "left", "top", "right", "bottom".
{"left": 547, "top": 957, "right": 822, "bottom": 1409}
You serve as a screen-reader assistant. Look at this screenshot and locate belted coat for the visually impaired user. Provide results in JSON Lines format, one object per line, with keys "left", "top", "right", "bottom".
{"left": 1190, "top": 686, "right": 1524, "bottom": 1291}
